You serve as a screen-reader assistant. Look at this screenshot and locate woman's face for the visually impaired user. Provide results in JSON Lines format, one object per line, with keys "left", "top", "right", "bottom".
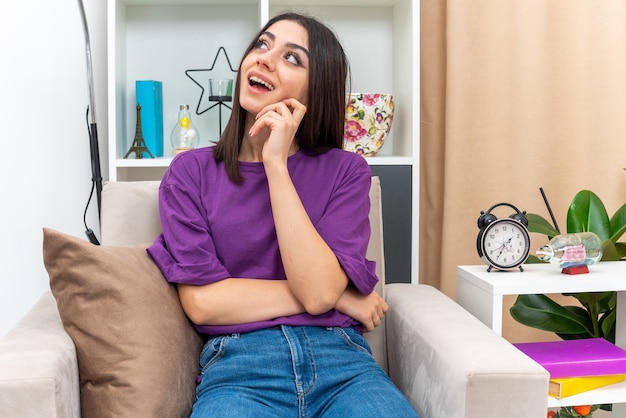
{"left": 239, "top": 20, "right": 310, "bottom": 116}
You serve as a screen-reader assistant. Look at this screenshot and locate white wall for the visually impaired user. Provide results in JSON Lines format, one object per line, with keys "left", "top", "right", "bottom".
{"left": 0, "top": 0, "right": 107, "bottom": 337}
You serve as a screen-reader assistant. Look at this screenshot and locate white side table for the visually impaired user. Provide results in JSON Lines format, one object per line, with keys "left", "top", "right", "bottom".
{"left": 457, "top": 262, "right": 626, "bottom": 412}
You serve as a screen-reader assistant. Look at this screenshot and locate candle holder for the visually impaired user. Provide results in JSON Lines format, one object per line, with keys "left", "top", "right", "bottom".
{"left": 209, "top": 78, "right": 233, "bottom": 102}
{"left": 185, "top": 47, "right": 237, "bottom": 139}
{"left": 206, "top": 79, "right": 232, "bottom": 137}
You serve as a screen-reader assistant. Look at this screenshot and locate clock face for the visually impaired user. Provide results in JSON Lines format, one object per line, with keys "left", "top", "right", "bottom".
{"left": 478, "top": 218, "right": 531, "bottom": 270}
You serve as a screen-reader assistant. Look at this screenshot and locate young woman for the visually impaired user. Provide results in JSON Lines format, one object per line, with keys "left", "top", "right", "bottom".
{"left": 148, "top": 12, "right": 419, "bottom": 418}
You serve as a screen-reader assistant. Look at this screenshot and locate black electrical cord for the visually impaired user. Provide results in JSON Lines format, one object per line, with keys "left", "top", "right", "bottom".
{"left": 83, "top": 105, "right": 100, "bottom": 245}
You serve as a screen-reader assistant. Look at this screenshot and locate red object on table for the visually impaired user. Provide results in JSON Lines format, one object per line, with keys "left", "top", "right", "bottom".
{"left": 562, "top": 265, "right": 589, "bottom": 275}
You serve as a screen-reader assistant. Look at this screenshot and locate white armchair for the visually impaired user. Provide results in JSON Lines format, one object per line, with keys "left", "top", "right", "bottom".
{"left": 0, "top": 177, "right": 549, "bottom": 417}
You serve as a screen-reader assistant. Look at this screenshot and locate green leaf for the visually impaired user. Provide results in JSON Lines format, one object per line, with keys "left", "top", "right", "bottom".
{"left": 567, "top": 190, "right": 611, "bottom": 240}
{"left": 615, "top": 242, "right": 626, "bottom": 259}
{"left": 596, "top": 291, "right": 616, "bottom": 313}
{"left": 609, "top": 202, "right": 626, "bottom": 243}
{"left": 526, "top": 213, "right": 560, "bottom": 236}
{"left": 525, "top": 254, "right": 548, "bottom": 264}
{"left": 599, "top": 403, "right": 612, "bottom": 411}
{"left": 510, "top": 294, "right": 592, "bottom": 335}
{"left": 557, "top": 331, "right": 594, "bottom": 340}
{"left": 600, "top": 240, "right": 621, "bottom": 261}
{"left": 600, "top": 308, "right": 616, "bottom": 343}
{"left": 562, "top": 291, "right": 615, "bottom": 313}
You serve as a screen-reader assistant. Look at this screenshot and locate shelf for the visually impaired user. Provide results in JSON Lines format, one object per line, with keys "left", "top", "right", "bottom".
{"left": 108, "top": 0, "right": 418, "bottom": 179}
{"left": 116, "top": 157, "right": 172, "bottom": 167}
{"left": 121, "top": 0, "right": 403, "bottom": 7}
{"left": 273, "top": 0, "right": 403, "bottom": 5}
{"left": 365, "top": 156, "right": 412, "bottom": 166}
{"left": 123, "top": 0, "right": 257, "bottom": 4}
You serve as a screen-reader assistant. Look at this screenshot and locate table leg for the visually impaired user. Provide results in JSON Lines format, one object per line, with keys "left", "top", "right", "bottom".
{"left": 456, "top": 276, "right": 503, "bottom": 335}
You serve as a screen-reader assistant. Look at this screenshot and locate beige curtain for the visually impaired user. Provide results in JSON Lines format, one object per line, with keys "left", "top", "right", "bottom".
{"left": 420, "top": 0, "right": 626, "bottom": 341}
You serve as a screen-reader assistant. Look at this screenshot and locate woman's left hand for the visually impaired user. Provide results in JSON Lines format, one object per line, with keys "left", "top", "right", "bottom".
{"left": 336, "top": 287, "right": 388, "bottom": 332}
{"left": 249, "top": 98, "right": 307, "bottom": 165}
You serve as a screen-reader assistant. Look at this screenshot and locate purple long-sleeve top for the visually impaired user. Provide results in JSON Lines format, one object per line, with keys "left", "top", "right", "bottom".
{"left": 147, "top": 146, "right": 378, "bottom": 335}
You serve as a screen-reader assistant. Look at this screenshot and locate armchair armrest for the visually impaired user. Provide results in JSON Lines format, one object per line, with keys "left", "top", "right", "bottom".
{"left": 385, "top": 284, "right": 549, "bottom": 418}
{"left": 0, "top": 292, "right": 80, "bottom": 418}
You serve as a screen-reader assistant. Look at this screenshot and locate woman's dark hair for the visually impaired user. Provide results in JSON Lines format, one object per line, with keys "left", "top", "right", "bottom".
{"left": 214, "top": 12, "right": 350, "bottom": 183}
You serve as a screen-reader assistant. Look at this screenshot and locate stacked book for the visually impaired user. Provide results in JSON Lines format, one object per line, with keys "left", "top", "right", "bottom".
{"left": 514, "top": 338, "right": 626, "bottom": 398}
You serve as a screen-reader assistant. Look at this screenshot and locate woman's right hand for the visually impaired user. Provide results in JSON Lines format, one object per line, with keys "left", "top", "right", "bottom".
{"left": 335, "top": 286, "right": 388, "bottom": 332}
{"left": 248, "top": 98, "right": 307, "bottom": 166}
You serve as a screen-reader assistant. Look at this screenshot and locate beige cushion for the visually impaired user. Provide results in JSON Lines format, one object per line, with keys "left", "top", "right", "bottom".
{"left": 43, "top": 228, "right": 203, "bottom": 418}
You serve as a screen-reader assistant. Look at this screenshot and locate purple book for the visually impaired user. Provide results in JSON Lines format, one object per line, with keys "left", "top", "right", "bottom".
{"left": 514, "top": 338, "right": 626, "bottom": 378}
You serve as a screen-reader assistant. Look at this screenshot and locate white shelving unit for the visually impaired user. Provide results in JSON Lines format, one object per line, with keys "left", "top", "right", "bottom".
{"left": 107, "top": 0, "right": 420, "bottom": 280}
{"left": 456, "top": 262, "right": 626, "bottom": 413}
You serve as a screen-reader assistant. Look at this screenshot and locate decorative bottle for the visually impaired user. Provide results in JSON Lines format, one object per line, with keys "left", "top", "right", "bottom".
{"left": 536, "top": 232, "right": 603, "bottom": 268}
{"left": 170, "top": 104, "right": 199, "bottom": 155}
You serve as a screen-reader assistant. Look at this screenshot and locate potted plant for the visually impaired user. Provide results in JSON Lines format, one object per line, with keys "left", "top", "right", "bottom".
{"left": 511, "top": 190, "right": 626, "bottom": 342}
{"left": 510, "top": 190, "right": 626, "bottom": 416}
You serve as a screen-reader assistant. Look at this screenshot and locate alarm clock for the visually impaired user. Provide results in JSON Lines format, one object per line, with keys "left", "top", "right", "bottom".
{"left": 476, "top": 202, "right": 531, "bottom": 272}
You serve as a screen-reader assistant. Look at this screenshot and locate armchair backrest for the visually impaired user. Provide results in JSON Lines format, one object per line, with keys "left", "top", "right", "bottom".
{"left": 100, "top": 176, "right": 387, "bottom": 370}
{"left": 100, "top": 180, "right": 161, "bottom": 246}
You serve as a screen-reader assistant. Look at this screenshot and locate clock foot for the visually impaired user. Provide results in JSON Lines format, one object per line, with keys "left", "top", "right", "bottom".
{"left": 518, "top": 265, "right": 524, "bottom": 272}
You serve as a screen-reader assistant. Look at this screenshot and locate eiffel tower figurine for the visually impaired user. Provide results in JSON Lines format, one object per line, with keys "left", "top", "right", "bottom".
{"left": 124, "top": 104, "right": 155, "bottom": 159}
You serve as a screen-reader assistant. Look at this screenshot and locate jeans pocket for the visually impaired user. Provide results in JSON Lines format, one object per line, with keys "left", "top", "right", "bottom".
{"left": 335, "top": 327, "right": 373, "bottom": 355}
{"left": 199, "top": 335, "right": 230, "bottom": 375}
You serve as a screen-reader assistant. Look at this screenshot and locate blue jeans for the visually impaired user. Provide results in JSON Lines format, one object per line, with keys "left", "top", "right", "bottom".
{"left": 192, "top": 325, "right": 419, "bottom": 417}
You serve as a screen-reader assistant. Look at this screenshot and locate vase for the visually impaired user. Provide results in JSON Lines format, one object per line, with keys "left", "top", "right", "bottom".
{"left": 343, "top": 93, "right": 394, "bottom": 156}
